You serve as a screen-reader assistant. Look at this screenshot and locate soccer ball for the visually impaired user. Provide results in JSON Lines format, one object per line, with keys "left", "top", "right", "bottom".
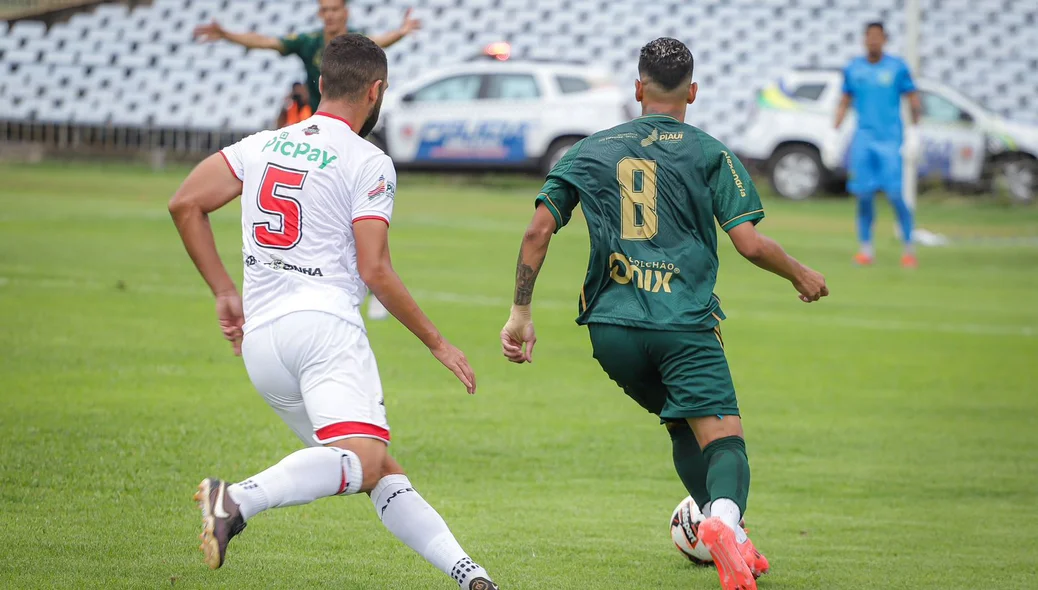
{"left": 670, "top": 496, "right": 713, "bottom": 564}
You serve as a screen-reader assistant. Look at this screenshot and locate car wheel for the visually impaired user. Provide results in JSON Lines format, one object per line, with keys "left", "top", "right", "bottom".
{"left": 991, "top": 156, "right": 1036, "bottom": 203}
{"left": 541, "top": 138, "right": 582, "bottom": 176}
{"left": 769, "top": 145, "right": 824, "bottom": 200}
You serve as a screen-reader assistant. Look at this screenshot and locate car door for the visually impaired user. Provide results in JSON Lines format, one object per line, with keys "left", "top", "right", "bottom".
{"left": 386, "top": 70, "right": 543, "bottom": 166}
{"left": 918, "top": 90, "right": 985, "bottom": 182}
{"left": 384, "top": 73, "right": 485, "bottom": 163}
{"left": 476, "top": 72, "right": 543, "bottom": 163}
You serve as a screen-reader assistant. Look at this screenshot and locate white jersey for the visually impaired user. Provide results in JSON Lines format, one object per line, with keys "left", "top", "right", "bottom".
{"left": 220, "top": 112, "right": 396, "bottom": 334}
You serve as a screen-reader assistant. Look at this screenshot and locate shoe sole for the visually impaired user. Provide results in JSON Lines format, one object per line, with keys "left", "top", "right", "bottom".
{"left": 193, "top": 478, "right": 222, "bottom": 570}
{"left": 699, "top": 518, "right": 757, "bottom": 590}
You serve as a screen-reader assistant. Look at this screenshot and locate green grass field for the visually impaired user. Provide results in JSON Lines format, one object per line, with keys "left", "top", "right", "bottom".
{"left": 2, "top": 162, "right": 1037, "bottom": 589}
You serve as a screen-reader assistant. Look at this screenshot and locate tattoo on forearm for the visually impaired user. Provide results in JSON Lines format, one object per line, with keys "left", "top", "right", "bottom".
{"left": 514, "top": 251, "right": 539, "bottom": 305}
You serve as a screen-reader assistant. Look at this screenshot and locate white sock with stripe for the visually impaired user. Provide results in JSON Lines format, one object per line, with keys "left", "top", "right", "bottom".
{"left": 371, "top": 474, "right": 492, "bottom": 588}
{"left": 227, "top": 447, "right": 362, "bottom": 520}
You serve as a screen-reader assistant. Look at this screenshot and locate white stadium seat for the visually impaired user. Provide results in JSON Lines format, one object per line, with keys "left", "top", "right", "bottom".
{"left": 3, "top": 0, "right": 1036, "bottom": 134}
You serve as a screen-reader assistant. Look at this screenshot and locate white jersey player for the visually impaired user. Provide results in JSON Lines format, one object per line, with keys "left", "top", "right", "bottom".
{"left": 169, "top": 34, "right": 497, "bottom": 590}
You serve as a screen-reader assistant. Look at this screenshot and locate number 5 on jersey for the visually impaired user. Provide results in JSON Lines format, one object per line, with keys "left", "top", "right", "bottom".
{"left": 254, "top": 163, "right": 307, "bottom": 249}
{"left": 618, "top": 158, "right": 659, "bottom": 240}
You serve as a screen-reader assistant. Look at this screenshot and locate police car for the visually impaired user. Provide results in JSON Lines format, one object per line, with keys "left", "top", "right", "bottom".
{"left": 738, "top": 69, "right": 1038, "bottom": 202}
{"left": 370, "top": 43, "right": 632, "bottom": 174}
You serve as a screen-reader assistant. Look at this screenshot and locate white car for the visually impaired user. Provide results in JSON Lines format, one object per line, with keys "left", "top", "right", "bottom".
{"left": 370, "top": 44, "right": 633, "bottom": 174}
{"left": 738, "top": 69, "right": 1038, "bottom": 202}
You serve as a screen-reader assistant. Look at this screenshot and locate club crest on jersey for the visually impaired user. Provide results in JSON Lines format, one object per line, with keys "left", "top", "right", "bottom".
{"left": 303, "top": 125, "right": 320, "bottom": 136}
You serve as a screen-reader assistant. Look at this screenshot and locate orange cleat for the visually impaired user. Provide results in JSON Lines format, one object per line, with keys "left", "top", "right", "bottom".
{"left": 853, "top": 252, "right": 874, "bottom": 266}
{"left": 739, "top": 536, "right": 770, "bottom": 579}
{"left": 901, "top": 253, "right": 918, "bottom": 269}
{"left": 698, "top": 517, "right": 757, "bottom": 590}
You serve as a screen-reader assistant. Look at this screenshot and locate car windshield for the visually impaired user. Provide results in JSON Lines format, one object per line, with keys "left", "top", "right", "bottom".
{"left": 925, "top": 84, "right": 988, "bottom": 117}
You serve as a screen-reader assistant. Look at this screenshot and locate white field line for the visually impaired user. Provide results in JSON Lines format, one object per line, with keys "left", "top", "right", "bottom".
{"left": 1, "top": 274, "right": 1034, "bottom": 338}
{"left": 5, "top": 258, "right": 1025, "bottom": 319}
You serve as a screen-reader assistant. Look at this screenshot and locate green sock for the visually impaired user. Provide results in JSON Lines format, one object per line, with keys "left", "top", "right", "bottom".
{"left": 703, "top": 435, "right": 751, "bottom": 516}
{"left": 668, "top": 422, "right": 711, "bottom": 510}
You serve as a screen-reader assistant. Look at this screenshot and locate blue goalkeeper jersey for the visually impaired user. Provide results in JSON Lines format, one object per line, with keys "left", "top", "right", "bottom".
{"left": 842, "top": 54, "right": 916, "bottom": 143}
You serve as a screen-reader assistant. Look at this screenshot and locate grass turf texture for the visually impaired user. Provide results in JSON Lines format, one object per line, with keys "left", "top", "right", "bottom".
{"left": 1, "top": 162, "right": 1037, "bottom": 589}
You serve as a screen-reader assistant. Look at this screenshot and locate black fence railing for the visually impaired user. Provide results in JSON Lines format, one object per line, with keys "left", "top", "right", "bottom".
{"left": 0, "top": 119, "right": 253, "bottom": 160}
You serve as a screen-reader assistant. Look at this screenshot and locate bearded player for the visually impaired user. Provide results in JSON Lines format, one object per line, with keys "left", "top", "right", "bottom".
{"left": 169, "top": 34, "right": 497, "bottom": 590}
{"left": 194, "top": 1, "right": 419, "bottom": 321}
{"left": 500, "top": 38, "right": 828, "bottom": 590}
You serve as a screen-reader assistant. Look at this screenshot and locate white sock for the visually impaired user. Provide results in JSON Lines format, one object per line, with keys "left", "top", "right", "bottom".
{"left": 227, "top": 447, "right": 363, "bottom": 520}
{"left": 711, "top": 498, "right": 742, "bottom": 534}
{"left": 860, "top": 242, "right": 875, "bottom": 256}
{"left": 703, "top": 500, "right": 748, "bottom": 543}
{"left": 372, "top": 474, "right": 491, "bottom": 588}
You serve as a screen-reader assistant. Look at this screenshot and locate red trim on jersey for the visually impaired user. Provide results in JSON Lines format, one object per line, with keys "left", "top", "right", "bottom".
{"left": 352, "top": 215, "right": 390, "bottom": 226}
{"left": 315, "top": 111, "right": 353, "bottom": 130}
{"left": 219, "top": 151, "right": 242, "bottom": 181}
{"left": 316, "top": 421, "right": 391, "bottom": 443}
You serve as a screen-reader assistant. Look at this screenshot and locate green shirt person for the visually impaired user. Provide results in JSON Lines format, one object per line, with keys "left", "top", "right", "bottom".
{"left": 194, "top": 0, "right": 420, "bottom": 112}
{"left": 500, "top": 37, "right": 828, "bottom": 589}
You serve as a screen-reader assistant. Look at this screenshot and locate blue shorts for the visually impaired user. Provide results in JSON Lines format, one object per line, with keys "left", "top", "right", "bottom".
{"left": 847, "top": 134, "right": 902, "bottom": 197}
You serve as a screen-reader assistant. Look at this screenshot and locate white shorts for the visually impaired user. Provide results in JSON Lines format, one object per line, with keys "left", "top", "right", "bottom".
{"left": 241, "top": 310, "right": 390, "bottom": 446}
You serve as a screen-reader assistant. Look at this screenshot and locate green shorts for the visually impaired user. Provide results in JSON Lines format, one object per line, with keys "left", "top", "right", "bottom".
{"left": 587, "top": 322, "right": 739, "bottom": 421}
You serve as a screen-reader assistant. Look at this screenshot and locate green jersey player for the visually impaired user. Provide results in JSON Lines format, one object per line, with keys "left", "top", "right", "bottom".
{"left": 500, "top": 38, "right": 828, "bottom": 590}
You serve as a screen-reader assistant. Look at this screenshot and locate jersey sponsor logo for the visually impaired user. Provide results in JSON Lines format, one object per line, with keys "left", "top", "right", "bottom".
{"left": 599, "top": 132, "right": 639, "bottom": 142}
{"left": 303, "top": 124, "right": 320, "bottom": 136}
{"left": 264, "top": 255, "right": 324, "bottom": 277}
{"left": 641, "top": 128, "right": 684, "bottom": 147}
{"left": 608, "top": 252, "right": 679, "bottom": 293}
{"left": 367, "top": 175, "right": 387, "bottom": 198}
{"left": 365, "top": 176, "right": 396, "bottom": 200}
{"left": 721, "top": 151, "right": 747, "bottom": 197}
{"left": 415, "top": 120, "right": 529, "bottom": 162}
{"left": 261, "top": 132, "right": 338, "bottom": 169}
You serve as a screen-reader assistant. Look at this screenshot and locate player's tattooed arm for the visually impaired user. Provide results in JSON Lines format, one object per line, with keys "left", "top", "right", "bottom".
{"left": 502, "top": 204, "right": 555, "bottom": 363}
{"left": 514, "top": 252, "right": 540, "bottom": 306}
{"left": 512, "top": 204, "right": 557, "bottom": 306}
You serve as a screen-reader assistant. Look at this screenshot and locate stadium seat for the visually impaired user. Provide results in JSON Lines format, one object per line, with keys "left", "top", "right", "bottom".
{"left": 2, "top": 0, "right": 1035, "bottom": 135}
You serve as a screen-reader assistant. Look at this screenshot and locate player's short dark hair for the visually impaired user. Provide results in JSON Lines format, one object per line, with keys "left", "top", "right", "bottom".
{"left": 866, "top": 21, "right": 885, "bottom": 34}
{"left": 638, "top": 37, "right": 694, "bottom": 92}
{"left": 320, "top": 33, "right": 387, "bottom": 101}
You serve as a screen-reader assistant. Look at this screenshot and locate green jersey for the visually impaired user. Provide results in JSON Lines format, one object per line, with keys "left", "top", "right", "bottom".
{"left": 279, "top": 28, "right": 363, "bottom": 112}
{"left": 536, "top": 114, "right": 765, "bottom": 331}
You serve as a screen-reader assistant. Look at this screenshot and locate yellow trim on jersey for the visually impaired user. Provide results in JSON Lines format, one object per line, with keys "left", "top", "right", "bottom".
{"left": 580, "top": 285, "right": 587, "bottom": 312}
{"left": 721, "top": 209, "right": 764, "bottom": 230}
{"left": 537, "top": 192, "right": 564, "bottom": 230}
{"left": 634, "top": 114, "right": 680, "bottom": 122}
